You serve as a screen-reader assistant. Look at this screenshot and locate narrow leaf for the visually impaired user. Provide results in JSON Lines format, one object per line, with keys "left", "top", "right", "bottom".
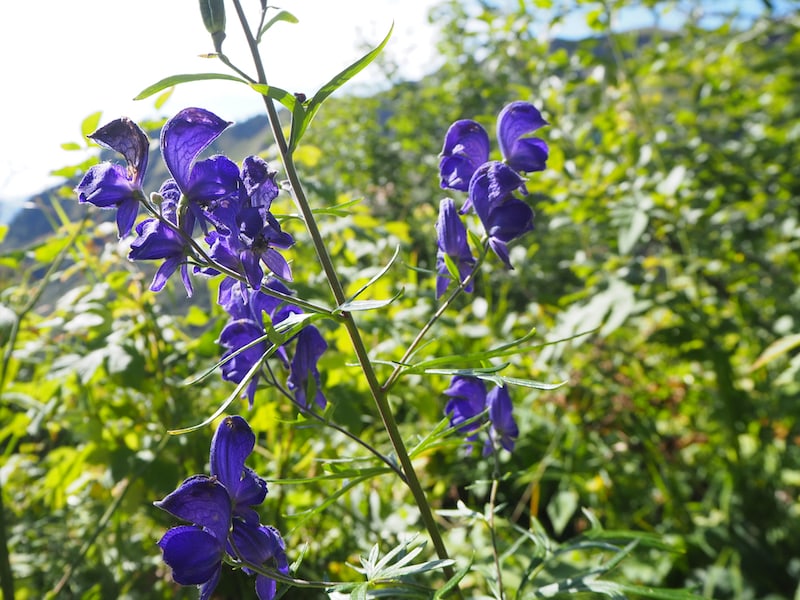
{"left": 134, "top": 73, "right": 248, "bottom": 100}
{"left": 258, "top": 9, "right": 299, "bottom": 41}
{"left": 751, "top": 333, "right": 800, "bottom": 371}
{"left": 289, "top": 23, "right": 393, "bottom": 150}
{"left": 346, "top": 245, "right": 401, "bottom": 303}
{"left": 249, "top": 83, "right": 299, "bottom": 113}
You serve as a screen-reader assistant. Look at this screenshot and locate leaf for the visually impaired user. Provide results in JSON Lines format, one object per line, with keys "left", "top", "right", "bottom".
{"left": 750, "top": 333, "right": 800, "bottom": 371}
{"left": 336, "top": 292, "right": 403, "bottom": 313}
{"left": 60, "top": 142, "right": 82, "bottom": 151}
{"left": 134, "top": 73, "right": 248, "bottom": 100}
{"left": 433, "top": 555, "right": 473, "bottom": 599}
{"left": 344, "top": 245, "right": 401, "bottom": 304}
{"left": 258, "top": 9, "right": 299, "bottom": 41}
{"left": 154, "top": 86, "right": 174, "bottom": 109}
{"left": 80, "top": 111, "right": 103, "bottom": 138}
{"left": 249, "top": 83, "right": 299, "bottom": 113}
{"left": 289, "top": 23, "right": 394, "bottom": 150}
{"left": 618, "top": 206, "right": 648, "bottom": 255}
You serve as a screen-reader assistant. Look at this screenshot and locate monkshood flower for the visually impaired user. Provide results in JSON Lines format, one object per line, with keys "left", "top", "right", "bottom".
{"left": 435, "top": 198, "right": 476, "bottom": 298}
{"left": 439, "top": 100, "right": 548, "bottom": 198}
{"left": 160, "top": 107, "right": 242, "bottom": 234}
{"left": 206, "top": 208, "right": 294, "bottom": 289}
{"left": 241, "top": 155, "right": 280, "bottom": 212}
{"left": 218, "top": 278, "right": 327, "bottom": 409}
{"left": 155, "top": 415, "right": 287, "bottom": 600}
{"left": 128, "top": 181, "right": 195, "bottom": 295}
{"left": 443, "top": 375, "right": 519, "bottom": 455}
{"left": 287, "top": 325, "right": 328, "bottom": 409}
{"left": 75, "top": 117, "right": 149, "bottom": 237}
{"left": 468, "top": 161, "right": 534, "bottom": 268}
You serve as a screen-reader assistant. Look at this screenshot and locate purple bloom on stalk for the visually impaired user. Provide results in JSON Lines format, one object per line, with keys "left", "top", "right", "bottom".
{"left": 435, "top": 198, "right": 476, "bottom": 298}
{"left": 496, "top": 101, "right": 549, "bottom": 174}
{"left": 75, "top": 117, "right": 149, "bottom": 237}
{"left": 439, "top": 120, "right": 490, "bottom": 192}
{"left": 128, "top": 181, "right": 195, "bottom": 295}
{"left": 241, "top": 155, "right": 280, "bottom": 211}
{"left": 160, "top": 107, "right": 242, "bottom": 233}
{"left": 287, "top": 326, "right": 328, "bottom": 409}
{"left": 468, "top": 161, "right": 534, "bottom": 268}
{"left": 443, "top": 375, "right": 519, "bottom": 455}
{"left": 155, "top": 416, "right": 287, "bottom": 600}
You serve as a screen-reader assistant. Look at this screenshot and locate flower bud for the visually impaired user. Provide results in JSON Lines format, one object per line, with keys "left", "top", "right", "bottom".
{"left": 199, "top": 0, "right": 226, "bottom": 53}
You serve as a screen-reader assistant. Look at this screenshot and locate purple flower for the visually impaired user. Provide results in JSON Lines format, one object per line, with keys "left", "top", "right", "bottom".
{"left": 443, "top": 375, "right": 519, "bottom": 455}
{"left": 287, "top": 326, "right": 328, "bottom": 409}
{"left": 160, "top": 107, "right": 242, "bottom": 233}
{"left": 75, "top": 117, "right": 149, "bottom": 237}
{"left": 468, "top": 162, "right": 534, "bottom": 268}
{"left": 439, "top": 120, "right": 490, "bottom": 192}
{"left": 242, "top": 155, "right": 280, "bottom": 212}
{"left": 155, "top": 416, "right": 287, "bottom": 600}
{"left": 128, "top": 181, "right": 195, "bottom": 295}
{"left": 435, "top": 198, "right": 476, "bottom": 298}
{"left": 496, "top": 101, "right": 549, "bottom": 174}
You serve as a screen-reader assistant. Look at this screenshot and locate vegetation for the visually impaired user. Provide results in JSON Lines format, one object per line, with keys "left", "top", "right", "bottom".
{"left": 0, "top": 0, "right": 798, "bottom": 598}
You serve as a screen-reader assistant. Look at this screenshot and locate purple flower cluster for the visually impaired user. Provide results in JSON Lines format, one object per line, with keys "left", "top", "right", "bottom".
{"left": 443, "top": 376, "right": 519, "bottom": 455}
{"left": 76, "top": 108, "right": 328, "bottom": 409}
{"left": 155, "top": 416, "right": 287, "bottom": 600}
{"left": 436, "top": 101, "right": 549, "bottom": 288}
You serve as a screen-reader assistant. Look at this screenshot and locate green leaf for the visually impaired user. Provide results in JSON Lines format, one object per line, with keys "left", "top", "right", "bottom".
{"left": 751, "top": 333, "right": 800, "bottom": 370}
{"left": 80, "top": 111, "right": 103, "bottom": 138}
{"left": 154, "top": 86, "right": 174, "bottom": 109}
{"left": 60, "top": 142, "right": 82, "bottom": 151}
{"left": 336, "top": 292, "right": 403, "bottom": 313}
{"left": 249, "top": 83, "right": 299, "bottom": 113}
{"left": 134, "top": 73, "right": 248, "bottom": 100}
{"left": 289, "top": 23, "right": 394, "bottom": 151}
{"left": 344, "top": 245, "right": 401, "bottom": 304}
{"left": 258, "top": 9, "right": 299, "bottom": 41}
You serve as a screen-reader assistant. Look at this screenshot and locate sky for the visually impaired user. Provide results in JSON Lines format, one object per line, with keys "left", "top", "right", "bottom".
{"left": 0, "top": 0, "right": 440, "bottom": 215}
{"left": 0, "top": 0, "right": 789, "bottom": 221}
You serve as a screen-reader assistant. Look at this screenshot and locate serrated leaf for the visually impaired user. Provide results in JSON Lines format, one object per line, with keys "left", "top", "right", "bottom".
{"left": 289, "top": 23, "right": 393, "bottom": 150}
{"left": 134, "top": 73, "right": 248, "bottom": 100}
{"left": 80, "top": 111, "right": 103, "bottom": 138}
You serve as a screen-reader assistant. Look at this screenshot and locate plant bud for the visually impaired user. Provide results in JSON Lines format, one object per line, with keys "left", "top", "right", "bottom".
{"left": 199, "top": 0, "right": 226, "bottom": 53}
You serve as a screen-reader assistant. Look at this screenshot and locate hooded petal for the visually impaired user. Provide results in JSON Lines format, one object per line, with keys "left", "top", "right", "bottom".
{"left": 486, "top": 385, "right": 519, "bottom": 453}
{"left": 467, "top": 161, "right": 525, "bottom": 227}
{"left": 161, "top": 107, "right": 232, "bottom": 192}
{"left": 158, "top": 526, "right": 223, "bottom": 586}
{"left": 209, "top": 415, "right": 257, "bottom": 496}
{"left": 242, "top": 155, "right": 279, "bottom": 211}
{"left": 443, "top": 376, "right": 487, "bottom": 433}
{"left": 154, "top": 475, "right": 231, "bottom": 543}
{"left": 439, "top": 120, "right": 490, "bottom": 192}
{"left": 88, "top": 117, "right": 149, "bottom": 185}
{"left": 287, "top": 326, "right": 328, "bottom": 408}
{"left": 497, "top": 101, "right": 549, "bottom": 173}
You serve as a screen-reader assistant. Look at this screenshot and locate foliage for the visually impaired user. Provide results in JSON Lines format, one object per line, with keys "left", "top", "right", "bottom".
{"left": 1, "top": 0, "right": 798, "bottom": 599}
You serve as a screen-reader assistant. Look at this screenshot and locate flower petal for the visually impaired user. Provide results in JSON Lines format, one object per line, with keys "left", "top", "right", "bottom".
{"left": 209, "top": 415, "right": 256, "bottom": 496}
{"left": 242, "top": 155, "right": 279, "bottom": 211}
{"left": 89, "top": 117, "right": 150, "bottom": 185}
{"left": 487, "top": 385, "right": 519, "bottom": 453}
{"left": 287, "top": 326, "right": 328, "bottom": 408}
{"left": 154, "top": 475, "right": 231, "bottom": 542}
{"left": 158, "top": 526, "right": 223, "bottom": 586}
{"left": 439, "top": 120, "right": 490, "bottom": 192}
{"left": 161, "top": 107, "right": 232, "bottom": 192}
{"left": 497, "top": 101, "right": 549, "bottom": 173}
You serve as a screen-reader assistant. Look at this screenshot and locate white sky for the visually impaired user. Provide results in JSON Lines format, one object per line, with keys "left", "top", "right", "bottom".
{"left": 0, "top": 0, "right": 439, "bottom": 209}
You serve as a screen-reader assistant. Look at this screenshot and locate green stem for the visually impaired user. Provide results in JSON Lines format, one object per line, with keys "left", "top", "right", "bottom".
{"left": 0, "top": 480, "right": 13, "bottom": 600}
{"left": 229, "top": 0, "right": 459, "bottom": 589}
{"left": 383, "top": 244, "right": 487, "bottom": 393}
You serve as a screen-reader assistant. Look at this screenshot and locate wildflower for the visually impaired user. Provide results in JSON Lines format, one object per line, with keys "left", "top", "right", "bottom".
{"left": 75, "top": 117, "right": 149, "bottom": 237}
{"left": 439, "top": 120, "right": 489, "bottom": 192}
{"left": 160, "top": 107, "right": 241, "bottom": 233}
{"left": 443, "top": 375, "right": 519, "bottom": 455}
{"left": 155, "top": 416, "right": 287, "bottom": 600}
{"left": 435, "top": 198, "right": 476, "bottom": 298}
{"left": 287, "top": 325, "right": 328, "bottom": 409}
{"left": 128, "top": 181, "right": 195, "bottom": 295}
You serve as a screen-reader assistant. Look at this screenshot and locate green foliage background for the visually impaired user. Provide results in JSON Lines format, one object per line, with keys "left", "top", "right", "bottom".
{"left": 1, "top": 0, "right": 799, "bottom": 598}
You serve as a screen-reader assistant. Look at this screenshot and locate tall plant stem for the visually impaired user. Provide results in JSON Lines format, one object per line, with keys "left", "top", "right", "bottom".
{"left": 230, "top": 1, "right": 459, "bottom": 591}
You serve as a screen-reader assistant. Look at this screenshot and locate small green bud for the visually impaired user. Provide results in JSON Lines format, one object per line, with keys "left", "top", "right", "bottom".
{"left": 199, "top": 0, "right": 226, "bottom": 53}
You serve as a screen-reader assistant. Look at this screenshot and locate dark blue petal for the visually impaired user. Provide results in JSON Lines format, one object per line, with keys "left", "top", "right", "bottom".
{"left": 497, "top": 101, "right": 549, "bottom": 173}
{"left": 158, "top": 526, "right": 223, "bottom": 586}
{"left": 199, "top": 568, "right": 222, "bottom": 600}
{"left": 440, "top": 120, "right": 490, "bottom": 192}
{"left": 154, "top": 475, "right": 231, "bottom": 542}
{"left": 467, "top": 161, "right": 525, "bottom": 226}
{"left": 88, "top": 117, "right": 150, "bottom": 185}
{"left": 209, "top": 415, "right": 257, "bottom": 496}
{"left": 229, "top": 522, "right": 287, "bottom": 600}
{"left": 161, "top": 107, "right": 232, "bottom": 192}
{"left": 76, "top": 163, "right": 138, "bottom": 208}
{"left": 263, "top": 248, "right": 292, "bottom": 281}
{"left": 129, "top": 219, "right": 184, "bottom": 260}
{"left": 443, "top": 376, "right": 487, "bottom": 434}
{"left": 151, "top": 256, "right": 182, "bottom": 293}
{"left": 435, "top": 198, "right": 475, "bottom": 299}
{"left": 287, "top": 326, "right": 328, "bottom": 408}
{"left": 487, "top": 198, "right": 534, "bottom": 243}
{"left": 242, "top": 155, "right": 279, "bottom": 211}
{"left": 487, "top": 385, "right": 519, "bottom": 453}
